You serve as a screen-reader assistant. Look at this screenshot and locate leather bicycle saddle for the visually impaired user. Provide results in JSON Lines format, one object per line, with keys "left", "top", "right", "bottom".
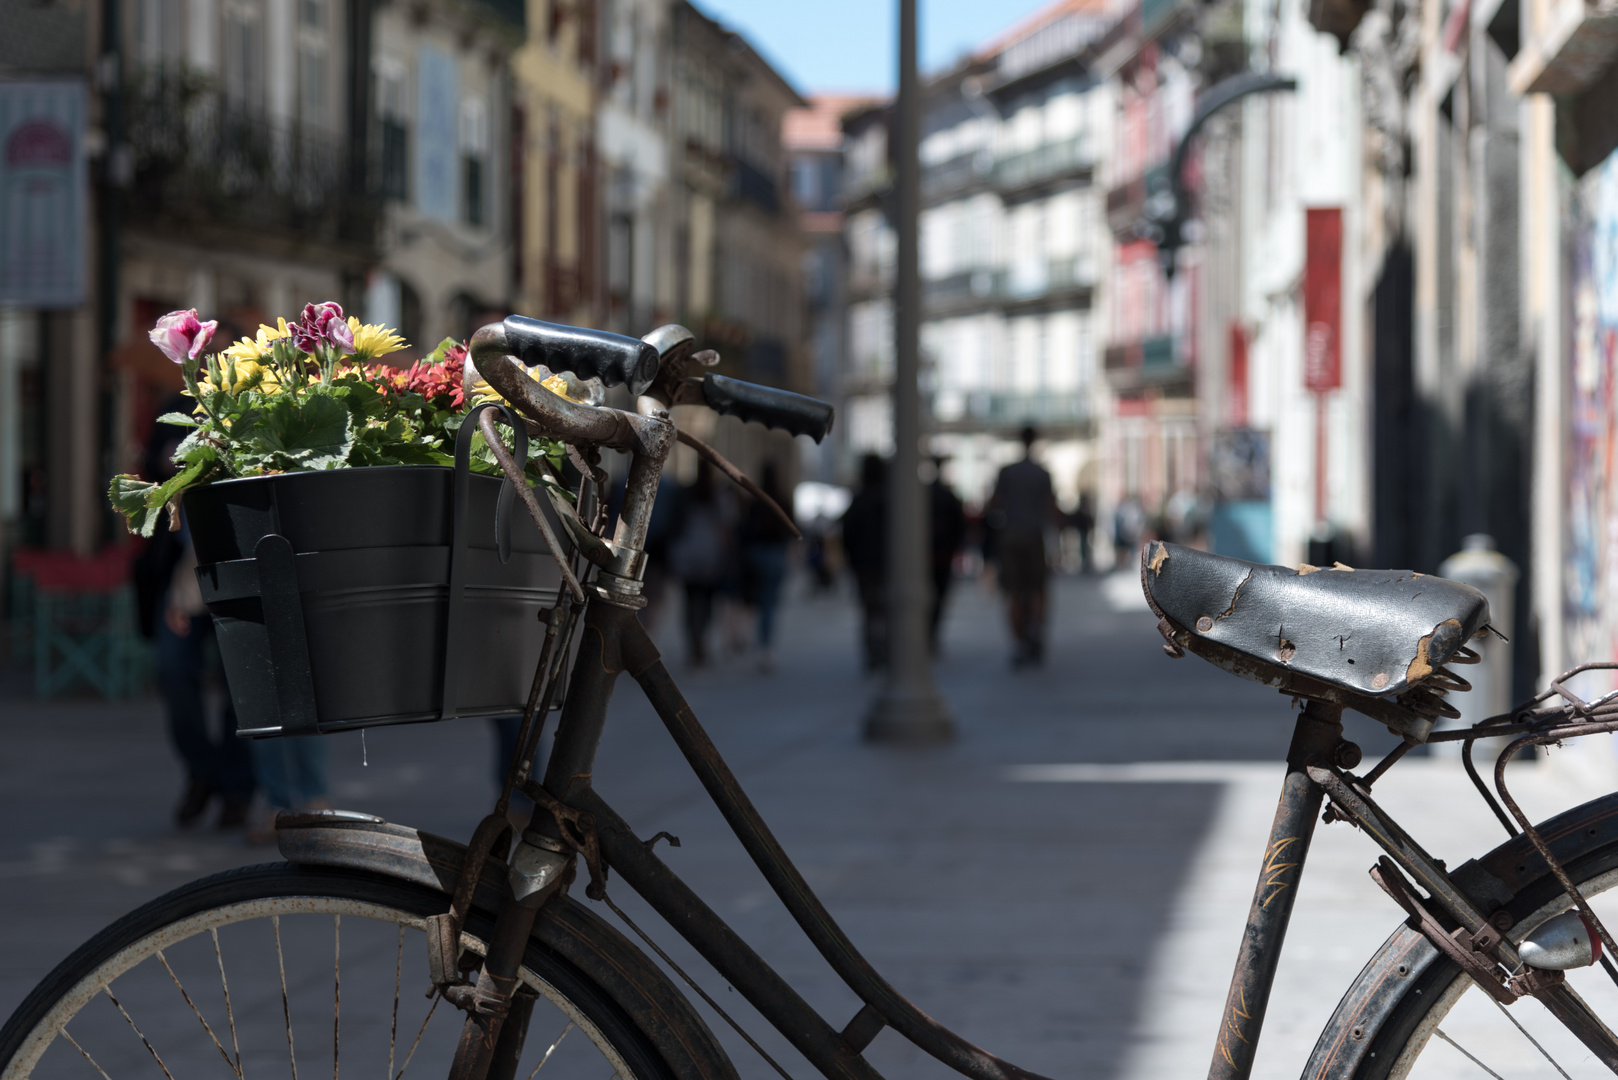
{"left": 1141, "top": 541, "right": 1493, "bottom": 740}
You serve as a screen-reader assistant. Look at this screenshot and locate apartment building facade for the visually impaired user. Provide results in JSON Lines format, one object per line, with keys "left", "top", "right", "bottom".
{"left": 839, "top": 1, "right": 1115, "bottom": 508}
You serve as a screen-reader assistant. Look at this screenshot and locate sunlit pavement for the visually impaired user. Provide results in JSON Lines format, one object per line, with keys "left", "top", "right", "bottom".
{"left": 4, "top": 571, "right": 1618, "bottom": 1077}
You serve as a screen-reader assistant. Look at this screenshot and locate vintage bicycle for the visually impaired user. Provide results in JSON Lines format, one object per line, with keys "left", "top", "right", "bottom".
{"left": 7, "top": 316, "right": 1618, "bottom": 1080}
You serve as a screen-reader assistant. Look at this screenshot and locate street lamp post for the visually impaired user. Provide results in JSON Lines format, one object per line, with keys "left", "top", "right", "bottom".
{"left": 864, "top": 0, "right": 955, "bottom": 744}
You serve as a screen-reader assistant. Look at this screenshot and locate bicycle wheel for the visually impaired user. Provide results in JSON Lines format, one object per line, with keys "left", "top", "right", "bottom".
{"left": 1309, "top": 792, "right": 1618, "bottom": 1079}
{"left": 0, "top": 863, "right": 676, "bottom": 1080}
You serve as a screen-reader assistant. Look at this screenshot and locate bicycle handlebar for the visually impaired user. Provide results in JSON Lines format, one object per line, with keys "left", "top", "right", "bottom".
{"left": 501, "top": 315, "right": 661, "bottom": 397}
{"left": 702, "top": 374, "right": 835, "bottom": 443}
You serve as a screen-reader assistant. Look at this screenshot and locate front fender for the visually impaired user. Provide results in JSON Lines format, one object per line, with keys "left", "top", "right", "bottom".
{"left": 277, "top": 810, "right": 738, "bottom": 1080}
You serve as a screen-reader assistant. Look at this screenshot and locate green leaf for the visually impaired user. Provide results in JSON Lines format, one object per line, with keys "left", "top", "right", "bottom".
{"left": 109, "top": 475, "right": 166, "bottom": 537}
{"left": 156, "top": 411, "right": 199, "bottom": 427}
{"left": 252, "top": 393, "right": 354, "bottom": 469}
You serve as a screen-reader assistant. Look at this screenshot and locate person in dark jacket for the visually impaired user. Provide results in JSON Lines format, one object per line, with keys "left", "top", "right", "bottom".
{"left": 132, "top": 395, "right": 255, "bottom": 829}
{"left": 839, "top": 454, "right": 888, "bottom": 671}
{"left": 740, "top": 462, "right": 795, "bottom": 673}
{"left": 928, "top": 460, "right": 967, "bottom": 653}
{"left": 987, "top": 426, "right": 1062, "bottom": 668}
{"left": 668, "top": 462, "right": 735, "bottom": 667}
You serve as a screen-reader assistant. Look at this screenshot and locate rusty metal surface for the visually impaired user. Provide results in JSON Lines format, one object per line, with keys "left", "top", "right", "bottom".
{"left": 1305, "top": 791, "right": 1618, "bottom": 1078}
{"left": 1312, "top": 757, "right": 1618, "bottom": 1070}
{"left": 1205, "top": 702, "right": 1343, "bottom": 1080}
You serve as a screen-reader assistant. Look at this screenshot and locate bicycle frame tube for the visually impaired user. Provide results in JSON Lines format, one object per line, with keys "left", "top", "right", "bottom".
{"left": 1206, "top": 701, "right": 1343, "bottom": 1080}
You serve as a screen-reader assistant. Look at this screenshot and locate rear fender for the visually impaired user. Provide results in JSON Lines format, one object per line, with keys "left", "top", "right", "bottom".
{"left": 1304, "top": 791, "right": 1618, "bottom": 1079}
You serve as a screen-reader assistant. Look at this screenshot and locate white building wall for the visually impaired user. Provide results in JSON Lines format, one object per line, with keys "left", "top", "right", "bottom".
{"left": 1241, "top": 0, "right": 1367, "bottom": 566}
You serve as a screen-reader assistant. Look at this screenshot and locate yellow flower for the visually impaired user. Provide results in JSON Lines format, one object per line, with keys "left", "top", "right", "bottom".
{"left": 468, "top": 366, "right": 584, "bottom": 405}
{"left": 223, "top": 318, "right": 294, "bottom": 364}
{"left": 201, "top": 357, "right": 281, "bottom": 396}
{"left": 348, "top": 316, "right": 407, "bottom": 361}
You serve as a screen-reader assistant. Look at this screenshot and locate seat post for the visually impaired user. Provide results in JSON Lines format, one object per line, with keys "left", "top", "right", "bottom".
{"left": 1206, "top": 699, "right": 1345, "bottom": 1080}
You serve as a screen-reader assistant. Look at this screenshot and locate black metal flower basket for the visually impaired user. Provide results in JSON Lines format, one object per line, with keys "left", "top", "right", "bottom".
{"left": 185, "top": 448, "right": 568, "bottom": 738}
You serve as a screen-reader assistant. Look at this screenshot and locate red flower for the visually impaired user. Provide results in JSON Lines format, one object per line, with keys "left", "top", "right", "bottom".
{"left": 401, "top": 358, "right": 465, "bottom": 407}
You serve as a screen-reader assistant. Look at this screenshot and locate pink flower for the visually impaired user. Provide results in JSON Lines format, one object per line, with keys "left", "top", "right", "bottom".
{"left": 290, "top": 301, "right": 355, "bottom": 355}
{"left": 149, "top": 309, "right": 218, "bottom": 364}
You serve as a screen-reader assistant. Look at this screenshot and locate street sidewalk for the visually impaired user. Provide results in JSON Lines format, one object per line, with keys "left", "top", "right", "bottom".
{"left": 3, "top": 571, "right": 1616, "bottom": 1078}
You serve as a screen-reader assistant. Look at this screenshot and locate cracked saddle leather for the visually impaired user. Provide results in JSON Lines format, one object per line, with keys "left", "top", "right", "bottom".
{"left": 1141, "top": 541, "right": 1492, "bottom": 708}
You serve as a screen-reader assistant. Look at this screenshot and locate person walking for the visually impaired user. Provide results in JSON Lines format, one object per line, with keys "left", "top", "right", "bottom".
{"left": 668, "top": 462, "right": 734, "bottom": 667}
{"left": 741, "top": 462, "right": 795, "bottom": 673}
{"left": 840, "top": 454, "right": 888, "bottom": 672}
{"left": 928, "top": 461, "right": 966, "bottom": 653}
{"left": 133, "top": 400, "right": 255, "bottom": 829}
{"left": 987, "top": 426, "right": 1061, "bottom": 668}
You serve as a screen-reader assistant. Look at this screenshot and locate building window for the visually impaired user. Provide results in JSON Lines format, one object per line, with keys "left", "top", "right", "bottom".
{"left": 460, "top": 96, "right": 489, "bottom": 227}
{"left": 222, "top": 0, "right": 264, "bottom": 111}
{"left": 297, "top": 0, "right": 328, "bottom": 127}
{"left": 464, "top": 157, "right": 485, "bottom": 226}
{"left": 377, "top": 58, "right": 410, "bottom": 201}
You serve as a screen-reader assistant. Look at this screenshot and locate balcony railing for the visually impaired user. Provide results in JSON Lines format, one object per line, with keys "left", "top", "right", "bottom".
{"left": 124, "top": 79, "right": 377, "bottom": 250}
{"left": 1103, "top": 333, "right": 1182, "bottom": 389}
{"left": 922, "top": 150, "right": 991, "bottom": 201}
{"left": 921, "top": 255, "right": 1097, "bottom": 314}
{"left": 993, "top": 135, "right": 1094, "bottom": 193}
{"left": 934, "top": 389, "right": 1094, "bottom": 432}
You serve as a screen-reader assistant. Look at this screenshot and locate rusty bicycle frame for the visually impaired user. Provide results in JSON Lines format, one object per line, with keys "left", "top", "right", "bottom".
{"left": 288, "top": 321, "right": 1618, "bottom": 1080}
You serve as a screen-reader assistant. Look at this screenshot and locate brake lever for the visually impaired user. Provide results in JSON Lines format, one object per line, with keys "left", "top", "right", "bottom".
{"left": 675, "top": 428, "right": 801, "bottom": 540}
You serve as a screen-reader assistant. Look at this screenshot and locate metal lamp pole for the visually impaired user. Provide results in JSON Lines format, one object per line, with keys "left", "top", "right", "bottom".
{"left": 865, "top": 0, "right": 955, "bottom": 744}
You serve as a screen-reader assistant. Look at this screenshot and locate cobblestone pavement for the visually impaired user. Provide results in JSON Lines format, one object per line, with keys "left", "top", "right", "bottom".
{"left": 4, "top": 572, "right": 1618, "bottom": 1078}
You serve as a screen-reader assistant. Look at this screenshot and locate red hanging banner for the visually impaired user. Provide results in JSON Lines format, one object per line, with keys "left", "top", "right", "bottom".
{"left": 1303, "top": 207, "right": 1343, "bottom": 392}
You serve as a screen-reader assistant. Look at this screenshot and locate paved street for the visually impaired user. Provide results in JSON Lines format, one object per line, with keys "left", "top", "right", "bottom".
{"left": 5, "top": 572, "right": 1618, "bottom": 1078}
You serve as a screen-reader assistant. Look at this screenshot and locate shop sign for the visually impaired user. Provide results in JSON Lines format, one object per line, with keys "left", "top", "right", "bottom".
{"left": 0, "top": 80, "right": 86, "bottom": 307}
{"left": 1303, "top": 207, "right": 1342, "bottom": 392}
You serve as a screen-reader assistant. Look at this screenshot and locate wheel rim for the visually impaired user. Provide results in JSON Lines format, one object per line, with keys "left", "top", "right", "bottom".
{"left": 1388, "top": 866, "right": 1618, "bottom": 1079}
{"left": 4, "top": 897, "right": 638, "bottom": 1080}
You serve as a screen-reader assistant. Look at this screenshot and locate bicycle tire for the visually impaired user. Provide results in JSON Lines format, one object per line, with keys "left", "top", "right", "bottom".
{"left": 1307, "top": 790, "right": 1618, "bottom": 1079}
{"left": 0, "top": 862, "right": 678, "bottom": 1080}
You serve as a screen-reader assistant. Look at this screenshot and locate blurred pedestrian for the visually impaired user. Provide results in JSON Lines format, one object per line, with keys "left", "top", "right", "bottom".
{"left": 132, "top": 397, "right": 255, "bottom": 830}
{"left": 928, "top": 460, "right": 966, "bottom": 653}
{"left": 1073, "top": 492, "right": 1097, "bottom": 573}
{"left": 841, "top": 454, "right": 888, "bottom": 671}
{"left": 669, "top": 462, "right": 735, "bottom": 667}
{"left": 988, "top": 426, "right": 1061, "bottom": 668}
{"left": 249, "top": 737, "right": 330, "bottom": 842}
{"left": 1114, "top": 496, "right": 1147, "bottom": 566}
{"left": 741, "top": 462, "right": 795, "bottom": 673}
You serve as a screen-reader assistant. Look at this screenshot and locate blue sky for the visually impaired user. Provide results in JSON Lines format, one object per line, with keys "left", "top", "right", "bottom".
{"left": 692, "top": 0, "right": 1059, "bottom": 96}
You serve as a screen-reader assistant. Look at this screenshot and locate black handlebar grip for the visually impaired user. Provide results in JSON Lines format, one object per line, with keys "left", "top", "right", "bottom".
{"left": 502, "top": 316, "right": 661, "bottom": 397}
{"left": 701, "top": 375, "right": 835, "bottom": 443}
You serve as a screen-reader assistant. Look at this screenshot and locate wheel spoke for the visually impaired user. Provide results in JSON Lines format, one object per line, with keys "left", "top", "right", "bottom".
{"left": 58, "top": 1026, "right": 113, "bottom": 1080}
{"left": 333, "top": 914, "right": 341, "bottom": 1080}
{"left": 1490, "top": 995, "right": 1573, "bottom": 1079}
{"left": 104, "top": 988, "right": 177, "bottom": 1080}
{"left": 274, "top": 914, "right": 300, "bottom": 1080}
{"left": 211, "top": 927, "right": 244, "bottom": 1077}
{"left": 157, "top": 946, "right": 243, "bottom": 1078}
{"left": 1434, "top": 1028, "right": 1507, "bottom": 1080}
{"left": 393, "top": 993, "right": 440, "bottom": 1080}
{"left": 389, "top": 926, "right": 402, "bottom": 1080}
{"left": 523, "top": 1021, "right": 575, "bottom": 1080}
